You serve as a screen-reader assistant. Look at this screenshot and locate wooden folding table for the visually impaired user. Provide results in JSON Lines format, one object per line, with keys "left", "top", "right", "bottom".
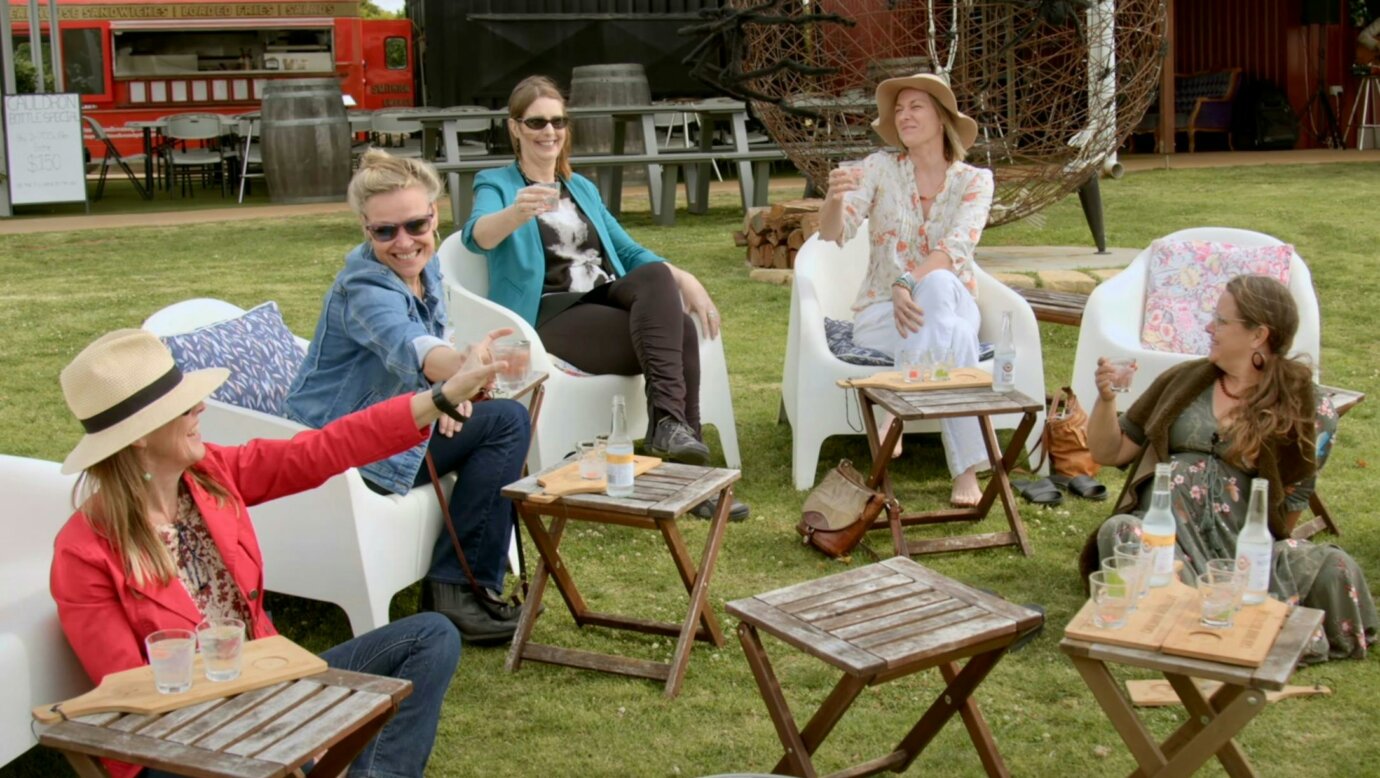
{"left": 728, "top": 557, "right": 1043, "bottom": 778}
{"left": 501, "top": 460, "right": 740, "bottom": 698}
{"left": 857, "top": 385, "right": 1042, "bottom": 557}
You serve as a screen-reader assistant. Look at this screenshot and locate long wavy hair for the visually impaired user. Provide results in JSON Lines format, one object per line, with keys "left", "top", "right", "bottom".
{"left": 506, "top": 75, "right": 574, "bottom": 180}
{"left": 75, "top": 448, "right": 232, "bottom": 587}
{"left": 1220, "top": 275, "right": 1316, "bottom": 468}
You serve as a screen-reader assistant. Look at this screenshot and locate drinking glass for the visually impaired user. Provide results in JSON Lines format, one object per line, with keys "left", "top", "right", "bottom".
{"left": 146, "top": 629, "right": 196, "bottom": 694}
{"left": 1205, "top": 557, "right": 1246, "bottom": 611}
{"left": 931, "top": 348, "right": 954, "bottom": 382}
{"left": 533, "top": 181, "right": 560, "bottom": 211}
{"left": 1197, "top": 571, "right": 1238, "bottom": 629}
{"left": 196, "top": 617, "right": 245, "bottom": 682}
{"left": 1114, "top": 541, "right": 1152, "bottom": 602}
{"left": 1107, "top": 357, "right": 1136, "bottom": 393}
{"left": 1101, "top": 555, "right": 1147, "bottom": 613}
{"left": 837, "top": 159, "right": 865, "bottom": 185}
{"left": 1088, "top": 570, "right": 1131, "bottom": 629}
{"left": 898, "top": 348, "right": 925, "bottom": 383}
{"left": 577, "top": 439, "right": 607, "bottom": 480}
{"left": 491, "top": 337, "right": 531, "bottom": 395}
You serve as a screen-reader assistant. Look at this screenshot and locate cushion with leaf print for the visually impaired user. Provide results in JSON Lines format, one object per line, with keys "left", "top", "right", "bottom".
{"left": 160, "top": 301, "right": 305, "bottom": 416}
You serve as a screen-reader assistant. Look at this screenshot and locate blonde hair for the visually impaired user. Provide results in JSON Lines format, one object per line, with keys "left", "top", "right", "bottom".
{"left": 937, "top": 105, "right": 968, "bottom": 163}
{"left": 75, "top": 448, "right": 232, "bottom": 587}
{"left": 507, "top": 75, "right": 574, "bottom": 180}
{"left": 347, "top": 149, "right": 443, "bottom": 215}
{"left": 1220, "top": 275, "right": 1315, "bottom": 469}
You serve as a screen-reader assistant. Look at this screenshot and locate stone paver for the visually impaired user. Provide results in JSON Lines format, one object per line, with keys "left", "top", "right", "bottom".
{"left": 1090, "top": 268, "right": 1123, "bottom": 281}
{"left": 1037, "top": 269, "right": 1098, "bottom": 294}
{"left": 990, "top": 272, "right": 1036, "bottom": 289}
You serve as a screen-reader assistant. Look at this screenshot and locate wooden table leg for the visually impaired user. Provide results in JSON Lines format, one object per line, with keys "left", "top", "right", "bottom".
{"left": 737, "top": 622, "right": 819, "bottom": 778}
{"left": 976, "top": 414, "right": 1033, "bottom": 556}
{"left": 1068, "top": 655, "right": 1168, "bottom": 774}
{"left": 658, "top": 497, "right": 727, "bottom": 647}
{"left": 1151, "top": 686, "right": 1264, "bottom": 778}
{"left": 505, "top": 509, "right": 570, "bottom": 672}
{"left": 59, "top": 753, "right": 108, "bottom": 778}
{"left": 858, "top": 392, "right": 907, "bottom": 557}
{"left": 894, "top": 648, "right": 1005, "bottom": 774}
{"left": 307, "top": 702, "right": 398, "bottom": 778}
{"left": 766, "top": 672, "right": 870, "bottom": 776}
{"left": 663, "top": 488, "right": 733, "bottom": 698}
{"left": 1158, "top": 674, "right": 1257, "bottom": 778}
{"left": 941, "top": 659, "right": 1010, "bottom": 777}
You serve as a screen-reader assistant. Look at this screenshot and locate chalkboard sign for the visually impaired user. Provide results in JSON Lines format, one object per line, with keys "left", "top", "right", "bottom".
{"left": 4, "top": 93, "right": 87, "bottom": 206}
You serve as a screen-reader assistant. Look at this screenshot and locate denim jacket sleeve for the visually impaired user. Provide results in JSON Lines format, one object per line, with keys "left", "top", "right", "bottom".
{"left": 341, "top": 268, "right": 433, "bottom": 382}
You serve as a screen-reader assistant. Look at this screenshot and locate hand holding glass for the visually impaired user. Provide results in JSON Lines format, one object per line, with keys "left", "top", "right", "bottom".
{"left": 533, "top": 182, "right": 560, "bottom": 212}
{"left": 146, "top": 629, "right": 196, "bottom": 694}
{"left": 1106, "top": 358, "right": 1136, "bottom": 393}
{"left": 491, "top": 337, "right": 531, "bottom": 395}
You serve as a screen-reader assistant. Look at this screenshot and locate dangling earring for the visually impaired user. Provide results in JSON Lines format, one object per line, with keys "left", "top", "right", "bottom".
{"left": 142, "top": 471, "right": 153, "bottom": 482}
{"left": 1251, "top": 351, "right": 1266, "bottom": 371}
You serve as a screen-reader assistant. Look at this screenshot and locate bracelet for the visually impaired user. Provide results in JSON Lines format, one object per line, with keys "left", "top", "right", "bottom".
{"left": 892, "top": 272, "right": 916, "bottom": 294}
{"left": 430, "top": 383, "right": 469, "bottom": 422}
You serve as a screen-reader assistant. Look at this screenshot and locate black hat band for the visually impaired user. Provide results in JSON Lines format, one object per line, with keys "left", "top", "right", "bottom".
{"left": 79, "top": 366, "right": 184, "bottom": 433}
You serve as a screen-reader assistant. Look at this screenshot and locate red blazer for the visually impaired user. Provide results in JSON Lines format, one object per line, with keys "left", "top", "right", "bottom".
{"left": 49, "top": 394, "right": 428, "bottom": 777}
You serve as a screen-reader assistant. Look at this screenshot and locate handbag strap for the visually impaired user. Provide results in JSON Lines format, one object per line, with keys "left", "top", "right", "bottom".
{"left": 425, "top": 450, "right": 527, "bottom": 605}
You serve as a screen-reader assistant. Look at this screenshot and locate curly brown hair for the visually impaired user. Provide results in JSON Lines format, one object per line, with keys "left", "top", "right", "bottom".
{"left": 1221, "top": 275, "right": 1316, "bottom": 468}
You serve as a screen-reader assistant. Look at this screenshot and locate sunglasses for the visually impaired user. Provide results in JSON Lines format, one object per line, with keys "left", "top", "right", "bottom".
{"left": 518, "top": 115, "right": 568, "bottom": 130}
{"left": 364, "top": 209, "right": 434, "bottom": 242}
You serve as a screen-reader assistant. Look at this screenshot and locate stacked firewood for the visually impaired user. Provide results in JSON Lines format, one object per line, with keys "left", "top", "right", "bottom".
{"left": 733, "top": 199, "right": 823, "bottom": 269}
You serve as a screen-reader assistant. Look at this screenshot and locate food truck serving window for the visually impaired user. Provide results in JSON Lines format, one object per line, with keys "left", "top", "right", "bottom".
{"left": 112, "top": 26, "right": 334, "bottom": 76}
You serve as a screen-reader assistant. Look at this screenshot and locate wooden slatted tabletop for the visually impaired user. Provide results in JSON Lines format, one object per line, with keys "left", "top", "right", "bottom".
{"left": 864, "top": 386, "right": 1042, "bottom": 421}
{"left": 503, "top": 460, "right": 739, "bottom": 520}
{"left": 1013, "top": 287, "right": 1089, "bottom": 326}
{"left": 37, "top": 669, "right": 410, "bottom": 778}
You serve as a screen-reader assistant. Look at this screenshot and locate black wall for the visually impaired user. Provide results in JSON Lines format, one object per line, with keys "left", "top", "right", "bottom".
{"left": 410, "top": 0, "right": 725, "bottom": 108}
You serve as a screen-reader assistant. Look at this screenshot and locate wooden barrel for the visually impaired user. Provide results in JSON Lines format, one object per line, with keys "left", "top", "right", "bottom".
{"left": 569, "top": 64, "right": 649, "bottom": 179}
{"left": 260, "top": 78, "right": 351, "bottom": 203}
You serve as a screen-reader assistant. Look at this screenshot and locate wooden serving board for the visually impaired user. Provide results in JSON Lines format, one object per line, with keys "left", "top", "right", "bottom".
{"left": 838, "top": 366, "right": 993, "bottom": 392}
{"left": 529, "top": 455, "right": 663, "bottom": 504}
{"left": 1126, "top": 679, "right": 1331, "bottom": 707}
{"left": 1159, "top": 595, "right": 1290, "bottom": 667}
{"left": 33, "top": 635, "right": 326, "bottom": 723}
{"left": 1064, "top": 578, "right": 1195, "bottom": 651}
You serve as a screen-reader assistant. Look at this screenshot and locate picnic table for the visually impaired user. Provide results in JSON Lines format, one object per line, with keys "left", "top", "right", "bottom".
{"left": 412, "top": 100, "right": 769, "bottom": 227}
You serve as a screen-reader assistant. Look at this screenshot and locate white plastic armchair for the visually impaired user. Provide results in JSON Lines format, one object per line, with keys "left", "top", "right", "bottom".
{"left": 142, "top": 299, "right": 444, "bottom": 637}
{"left": 1070, "top": 227, "right": 1320, "bottom": 409}
{"left": 0, "top": 455, "right": 88, "bottom": 767}
{"left": 782, "top": 220, "right": 1047, "bottom": 490}
{"left": 437, "top": 232, "right": 741, "bottom": 471}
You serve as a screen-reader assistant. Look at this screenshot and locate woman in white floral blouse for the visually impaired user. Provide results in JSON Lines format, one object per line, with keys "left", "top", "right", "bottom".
{"left": 818, "top": 72, "right": 995, "bottom": 506}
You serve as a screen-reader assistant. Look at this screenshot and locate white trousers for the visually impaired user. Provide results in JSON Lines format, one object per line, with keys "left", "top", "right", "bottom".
{"left": 854, "top": 271, "right": 987, "bottom": 477}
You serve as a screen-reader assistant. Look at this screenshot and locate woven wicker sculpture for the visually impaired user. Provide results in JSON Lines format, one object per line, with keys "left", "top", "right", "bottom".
{"left": 683, "top": 0, "right": 1167, "bottom": 225}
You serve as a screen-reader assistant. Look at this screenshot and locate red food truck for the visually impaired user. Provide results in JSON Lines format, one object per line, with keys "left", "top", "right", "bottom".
{"left": 9, "top": 0, "right": 414, "bottom": 157}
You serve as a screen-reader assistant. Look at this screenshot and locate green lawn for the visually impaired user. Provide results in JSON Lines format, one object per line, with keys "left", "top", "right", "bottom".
{"left": 2, "top": 162, "right": 1377, "bottom": 777}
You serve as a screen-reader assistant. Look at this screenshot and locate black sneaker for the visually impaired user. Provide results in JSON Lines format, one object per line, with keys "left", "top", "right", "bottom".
{"left": 690, "top": 498, "right": 751, "bottom": 522}
{"left": 427, "top": 581, "right": 519, "bottom": 645}
{"left": 646, "top": 417, "right": 710, "bottom": 465}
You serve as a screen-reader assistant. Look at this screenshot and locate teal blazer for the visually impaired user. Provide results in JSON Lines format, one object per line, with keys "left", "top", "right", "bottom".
{"left": 460, "top": 163, "right": 665, "bottom": 327}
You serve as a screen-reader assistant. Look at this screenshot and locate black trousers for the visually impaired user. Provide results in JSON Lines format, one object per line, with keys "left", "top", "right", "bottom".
{"left": 537, "top": 262, "right": 701, "bottom": 434}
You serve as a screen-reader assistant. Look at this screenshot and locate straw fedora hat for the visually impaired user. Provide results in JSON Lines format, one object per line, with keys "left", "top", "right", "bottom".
{"left": 871, "top": 72, "right": 979, "bottom": 152}
{"left": 60, "top": 329, "right": 228, "bottom": 474}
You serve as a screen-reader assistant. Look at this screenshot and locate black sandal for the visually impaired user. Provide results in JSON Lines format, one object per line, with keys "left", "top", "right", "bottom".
{"left": 1050, "top": 474, "right": 1108, "bottom": 501}
{"left": 1011, "top": 478, "right": 1064, "bottom": 506}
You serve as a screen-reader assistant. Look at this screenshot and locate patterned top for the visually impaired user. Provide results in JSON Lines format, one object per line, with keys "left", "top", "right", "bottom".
{"left": 155, "top": 491, "right": 252, "bottom": 624}
{"left": 837, "top": 152, "right": 994, "bottom": 313}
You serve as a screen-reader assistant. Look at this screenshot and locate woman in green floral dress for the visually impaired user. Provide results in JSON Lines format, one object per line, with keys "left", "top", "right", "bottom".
{"left": 1081, "top": 275, "right": 1376, "bottom": 663}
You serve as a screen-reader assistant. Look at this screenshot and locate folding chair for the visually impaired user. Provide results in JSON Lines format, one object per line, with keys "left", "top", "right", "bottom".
{"left": 83, "top": 116, "right": 150, "bottom": 200}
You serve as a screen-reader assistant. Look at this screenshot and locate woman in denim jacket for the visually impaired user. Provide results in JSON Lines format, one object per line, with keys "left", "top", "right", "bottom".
{"left": 285, "top": 150, "right": 529, "bottom": 645}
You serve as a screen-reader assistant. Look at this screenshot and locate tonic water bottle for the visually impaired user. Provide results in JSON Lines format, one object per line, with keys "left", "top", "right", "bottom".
{"left": 605, "top": 395, "right": 635, "bottom": 497}
{"left": 1141, "top": 463, "right": 1177, "bottom": 587}
{"left": 1235, "top": 478, "right": 1273, "bottom": 605}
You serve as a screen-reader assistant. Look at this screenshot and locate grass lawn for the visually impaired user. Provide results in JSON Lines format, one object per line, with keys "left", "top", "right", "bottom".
{"left": 2, "top": 162, "right": 1377, "bottom": 777}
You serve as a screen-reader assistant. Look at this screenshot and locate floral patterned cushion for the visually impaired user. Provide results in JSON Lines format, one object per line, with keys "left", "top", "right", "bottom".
{"left": 1140, "top": 239, "right": 1293, "bottom": 355}
{"left": 161, "top": 301, "right": 306, "bottom": 416}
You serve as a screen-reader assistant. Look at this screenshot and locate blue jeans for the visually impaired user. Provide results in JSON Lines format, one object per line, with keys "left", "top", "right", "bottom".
{"left": 319, "top": 613, "right": 461, "bottom": 778}
{"left": 143, "top": 614, "right": 460, "bottom": 778}
{"left": 416, "top": 398, "right": 529, "bottom": 592}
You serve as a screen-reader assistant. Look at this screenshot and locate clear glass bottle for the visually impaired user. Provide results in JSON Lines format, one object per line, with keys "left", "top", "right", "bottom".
{"left": 1141, "top": 463, "right": 1177, "bottom": 587}
{"left": 604, "top": 395, "right": 635, "bottom": 497}
{"left": 992, "top": 310, "right": 1016, "bottom": 392}
{"left": 1235, "top": 478, "right": 1273, "bottom": 605}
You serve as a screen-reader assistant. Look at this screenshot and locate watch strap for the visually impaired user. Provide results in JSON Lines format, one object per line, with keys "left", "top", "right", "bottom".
{"left": 431, "top": 383, "right": 468, "bottom": 422}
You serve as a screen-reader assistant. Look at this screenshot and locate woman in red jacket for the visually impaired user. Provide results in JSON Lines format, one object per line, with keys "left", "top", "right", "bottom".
{"left": 50, "top": 329, "right": 499, "bottom": 778}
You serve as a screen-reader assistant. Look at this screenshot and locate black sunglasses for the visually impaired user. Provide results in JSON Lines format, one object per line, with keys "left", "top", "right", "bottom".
{"left": 519, "top": 115, "right": 568, "bottom": 130}
{"left": 364, "top": 209, "right": 434, "bottom": 242}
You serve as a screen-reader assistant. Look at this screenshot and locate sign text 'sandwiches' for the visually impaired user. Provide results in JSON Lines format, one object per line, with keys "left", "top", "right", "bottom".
{"left": 11, "top": 3, "right": 360, "bottom": 22}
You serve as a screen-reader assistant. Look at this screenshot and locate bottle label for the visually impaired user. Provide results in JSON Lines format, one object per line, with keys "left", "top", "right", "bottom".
{"left": 1237, "top": 546, "right": 1272, "bottom": 593}
{"left": 1143, "top": 531, "right": 1176, "bottom": 576}
{"left": 993, "top": 355, "right": 1015, "bottom": 386}
{"left": 606, "top": 451, "right": 634, "bottom": 466}
{"left": 606, "top": 462, "right": 634, "bottom": 488}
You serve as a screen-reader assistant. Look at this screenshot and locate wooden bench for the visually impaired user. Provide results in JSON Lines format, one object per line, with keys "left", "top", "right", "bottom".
{"left": 1013, "top": 287, "right": 1089, "bottom": 326}
{"left": 435, "top": 148, "right": 787, "bottom": 228}
{"left": 728, "top": 557, "right": 1043, "bottom": 777}
{"left": 1293, "top": 384, "right": 1366, "bottom": 540}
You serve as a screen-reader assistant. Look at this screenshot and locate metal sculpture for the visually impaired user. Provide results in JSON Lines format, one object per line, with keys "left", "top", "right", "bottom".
{"left": 683, "top": 0, "right": 1167, "bottom": 225}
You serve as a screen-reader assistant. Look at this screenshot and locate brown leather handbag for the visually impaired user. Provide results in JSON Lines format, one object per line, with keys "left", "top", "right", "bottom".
{"left": 796, "top": 460, "right": 894, "bottom": 558}
{"left": 1037, "top": 387, "right": 1101, "bottom": 478}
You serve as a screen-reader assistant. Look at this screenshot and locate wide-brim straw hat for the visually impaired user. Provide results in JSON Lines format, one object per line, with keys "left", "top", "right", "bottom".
{"left": 871, "top": 72, "right": 979, "bottom": 152}
{"left": 60, "top": 329, "right": 228, "bottom": 474}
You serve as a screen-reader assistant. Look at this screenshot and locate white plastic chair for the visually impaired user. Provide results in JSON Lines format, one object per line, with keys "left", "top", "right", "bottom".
{"left": 438, "top": 233, "right": 741, "bottom": 472}
{"left": 1070, "top": 227, "right": 1320, "bottom": 409}
{"left": 164, "top": 112, "right": 227, "bottom": 197}
{"left": 370, "top": 111, "right": 424, "bottom": 159}
{"left": 782, "top": 221, "right": 1047, "bottom": 490}
{"left": 142, "top": 299, "right": 445, "bottom": 637}
{"left": 0, "top": 455, "right": 89, "bottom": 767}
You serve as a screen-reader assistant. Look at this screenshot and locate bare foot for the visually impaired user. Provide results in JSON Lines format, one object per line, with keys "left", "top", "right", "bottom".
{"left": 950, "top": 467, "right": 982, "bottom": 507}
{"left": 878, "top": 411, "right": 904, "bottom": 458}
